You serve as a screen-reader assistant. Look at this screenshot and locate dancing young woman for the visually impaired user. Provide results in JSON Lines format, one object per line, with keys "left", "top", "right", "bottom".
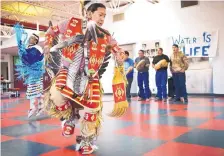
{"left": 14, "top": 25, "right": 45, "bottom": 118}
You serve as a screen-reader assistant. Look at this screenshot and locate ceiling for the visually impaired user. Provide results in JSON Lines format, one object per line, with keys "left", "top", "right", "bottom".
{"left": 0, "top": 0, "right": 135, "bottom": 47}
{"left": 0, "top": 0, "right": 159, "bottom": 54}
{"left": 0, "top": 0, "right": 135, "bottom": 39}
{"left": 1, "top": 1, "right": 137, "bottom": 26}
{"left": 1, "top": 1, "right": 82, "bottom": 26}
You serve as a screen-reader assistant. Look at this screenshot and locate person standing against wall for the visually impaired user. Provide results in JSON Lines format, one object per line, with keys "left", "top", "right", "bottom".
{"left": 170, "top": 44, "right": 189, "bottom": 103}
{"left": 135, "top": 50, "right": 151, "bottom": 101}
{"left": 152, "top": 48, "right": 169, "bottom": 102}
{"left": 124, "top": 51, "right": 134, "bottom": 99}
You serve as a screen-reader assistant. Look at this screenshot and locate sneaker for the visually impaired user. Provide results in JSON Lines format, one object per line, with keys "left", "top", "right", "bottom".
{"left": 163, "top": 98, "right": 167, "bottom": 102}
{"left": 168, "top": 97, "right": 175, "bottom": 101}
{"left": 28, "top": 108, "right": 37, "bottom": 118}
{"left": 180, "top": 97, "right": 185, "bottom": 103}
{"left": 155, "top": 97, "right": 162, "bottom": 101}
{"left": 145, "top": 98, "right": 150, "bottom": 102}
{"left": 80, "top": 141, "right": 94, "bottom": 155}
{"left": 173, "top": 98, "right": 181, "bottom": 102}
{"left": 184, "top": 97, "right": 188, "bottom": 103}
{"left": 138, "top": 97, "right": 144, "bottom": 101}
{"left": 77, "top": 141, "right": 98, "bottom": 153}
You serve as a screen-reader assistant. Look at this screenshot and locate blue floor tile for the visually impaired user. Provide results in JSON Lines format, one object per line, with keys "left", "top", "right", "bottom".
{"left": 1, "top": 109, "right": 10, "bottom": 113}
{"left": 186, "top": 106, "right": 224, "bottom": 113}
{"left": 145, "top": 116, "right": 208, "bottom": 127}
{"left": 1, "top": 122, "right": 59, "bottom": 137}
{"left": 215, "top": 113, "right": 224, "bottom": 120}
{"left": 130, "top": 104, "right": 176, "bottom": 115}
{"left": 210, "top": 99, "right": 224, "bottom": 103}
{"left": 13, "top": 114, "right": 50, "bottom": 122}
{"left": 174, "top": 129, "right": 224, "bottom": 148}
{"left": 1, "top": 139, "right": 58, "bottom": 156}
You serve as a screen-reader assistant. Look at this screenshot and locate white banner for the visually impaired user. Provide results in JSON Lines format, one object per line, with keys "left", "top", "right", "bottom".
{"left": 169, "top": 31, "right": 219, "bottom": 57}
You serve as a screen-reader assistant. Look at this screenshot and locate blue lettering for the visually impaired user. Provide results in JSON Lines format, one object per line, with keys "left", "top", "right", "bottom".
{"left": 183, "top": 46, "right": 187, "bottom": 55}
{"left": 172, "top": 35, "right": 181, "bottom": 44}
{"left": 190, "top": 47, "right": 193, "bottom": 56}
{"left": 203, "top": 32, "right": 211, "bottom": 43}
{"left": 202, "top": 45, "right": 210, "bottom": 56}
{"left": 185, "top": 38, "right": 190, "bottom": 44}
{"left": 194, "top": 47, "right": 200, "bottom": 56}
{"left": 203, "top": 32, "right": 206, "bottom": 42}
{"left": 181, "top": 39, "right": 185, "bottom": 44}
{"left": 193, "top": 37, "right": 197, "bottom": 43}
{"left": 206, "top": 34, "right": 211, "bottom": 42}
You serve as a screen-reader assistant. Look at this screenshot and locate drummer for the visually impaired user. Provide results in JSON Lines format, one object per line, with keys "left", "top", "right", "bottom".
{"left": 152, "top": 48, "right": 169, "bottom": 102}
{"left": 134, "top": 50, "right": 151, "bottom": 101}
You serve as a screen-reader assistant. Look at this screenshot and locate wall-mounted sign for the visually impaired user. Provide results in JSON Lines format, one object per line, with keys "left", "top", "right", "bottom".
{"left": 169, "top": 31, "right": 218, "bottom": 57}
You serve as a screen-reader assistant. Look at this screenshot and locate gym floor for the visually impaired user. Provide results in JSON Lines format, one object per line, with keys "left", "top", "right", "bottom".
{"left": 1, "top": 94, "right": 224, "bottom": 156}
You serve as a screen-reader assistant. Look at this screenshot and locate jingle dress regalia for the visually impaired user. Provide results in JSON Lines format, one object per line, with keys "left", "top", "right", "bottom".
{"left": 14, "top": 24, "right": 45, "bottom": 117}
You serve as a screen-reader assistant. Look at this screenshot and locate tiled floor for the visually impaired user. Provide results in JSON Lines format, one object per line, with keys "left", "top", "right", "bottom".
{"left": 1, "top": 95, "right": 224, "bottom": 156}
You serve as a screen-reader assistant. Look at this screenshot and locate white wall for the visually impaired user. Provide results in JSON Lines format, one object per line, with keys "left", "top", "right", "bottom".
{"left": 101, "top": 0, "right": 224, "bottom": 94}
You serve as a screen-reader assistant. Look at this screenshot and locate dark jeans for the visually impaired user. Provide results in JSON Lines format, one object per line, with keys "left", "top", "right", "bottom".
{"left": 172, "top": 72, "right": 188, "bottom": 99}
{"left": 137, "top": 72, "right": 151, "bottom": 99}
{"left": 168, "top": 77, "right": 175, "bottom": 98}
{"left": 156, "top": 70, "right": 168, "bottom": 99}
{"left": 126, "top": 77, "right": 133, "bottom": 98}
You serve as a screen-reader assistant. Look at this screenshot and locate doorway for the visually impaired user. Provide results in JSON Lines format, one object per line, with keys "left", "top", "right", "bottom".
{"left": 1, "top": 62, "right": 8, "bottom": 80}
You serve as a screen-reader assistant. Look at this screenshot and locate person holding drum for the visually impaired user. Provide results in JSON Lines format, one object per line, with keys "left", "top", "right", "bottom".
{"left": 135, "top": 50, "right": 151, "bottom": 101}
{"left": 152, "top": 48, "right": 169, "bottom": 102}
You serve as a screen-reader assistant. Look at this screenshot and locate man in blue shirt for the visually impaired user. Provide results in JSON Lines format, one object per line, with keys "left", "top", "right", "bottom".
{"left": 124, "top": 51, "right": 134, "bottom": 99}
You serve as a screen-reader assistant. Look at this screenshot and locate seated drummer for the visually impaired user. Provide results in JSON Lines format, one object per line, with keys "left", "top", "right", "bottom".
{"left": 134, "top": 50, "right": 151, "bottom": 101}
{"left": 152, "top": 48, "right": 169, "bottom": 102}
